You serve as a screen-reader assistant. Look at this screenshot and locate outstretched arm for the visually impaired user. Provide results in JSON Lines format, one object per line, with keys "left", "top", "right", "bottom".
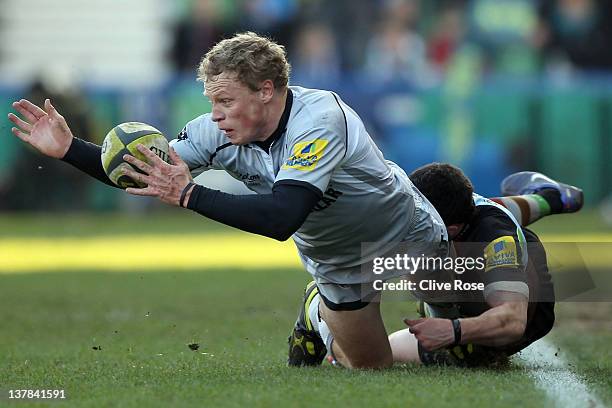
{"left": 405, "top": 291, "right": 528, "bottom": 351}
{"left": 448, "top": 291, "right": 527, "bottom": 347}
{"left": 8, "top": 99, "right": 113, "bottom": 186}
{"left": 122, "top": 145, "right": 321, "bottom": 241}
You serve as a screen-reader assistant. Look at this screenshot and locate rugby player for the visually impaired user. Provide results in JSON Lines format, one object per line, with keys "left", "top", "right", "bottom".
{"left": 288, "top": 166, "right": 583, "bottom": 367}
{"left": 385, "top": 164, "right": 582, "bottom": 366}
{"left": 8, "top": 32, "right": 448, "bottom": 369}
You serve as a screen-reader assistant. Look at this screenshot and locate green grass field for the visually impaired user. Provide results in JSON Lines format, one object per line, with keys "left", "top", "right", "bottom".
{"left": 0, "top": 211, "right": 611, "bottom": 407}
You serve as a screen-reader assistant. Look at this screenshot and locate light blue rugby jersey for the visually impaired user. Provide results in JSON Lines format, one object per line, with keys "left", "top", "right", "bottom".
{"left": 171, "top": 86, "right": 446, "bottom": 284}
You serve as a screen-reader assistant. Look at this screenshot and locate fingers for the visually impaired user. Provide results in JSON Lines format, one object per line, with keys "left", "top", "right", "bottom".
{"left": 44, "top": 98, "right": 63, "bottom": 120}
{"left": 122, "top": 167, "right": 150, "bottom": 186}
{"left": 7, "top": 113, "right": 33, "bottom": 133}
{"left": 168, "top": 146, "right": 181, "bottom": 165}
{"left": 11, "top": 100, "right": 44, "bottom": 123}
{"left": 404, "top": 318, "right": 426, "bottom": 335}
{"left": 11, "top": 127, "right": 31, "bottom": 143}
{"left": 136, "top": 144, "right": 165, "bottom": 166}
{"left": 125, "top": 186, "right": 155, "bottom": 196}
{"left": 123, "top": 154, "right": 153, "bottom": 174}
{"left": 18, "top": 99, "right": 47, "bottom": 119}
{"left": 403, "top": 318, "right": 425, "bottom": 327}
{"left": 169, "top": 147, "right": 191, "bottom": 172}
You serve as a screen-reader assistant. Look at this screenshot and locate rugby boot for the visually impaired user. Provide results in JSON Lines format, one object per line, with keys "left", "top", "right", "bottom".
{"left": 287, "top": 281, "right": 327, "bottom": 366}
{"left": 501, "top": 171, "right": 583, "bottom": 213}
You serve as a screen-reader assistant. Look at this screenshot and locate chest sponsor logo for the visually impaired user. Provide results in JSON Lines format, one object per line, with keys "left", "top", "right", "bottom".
{"left": 235, "top": 172, "right": 261, "bottom": 186}
{"left": 282, "top": 139, "right": 329, "bottom": 171}
{"left": 484, "top": 235, "right": 518, "bottom": 272}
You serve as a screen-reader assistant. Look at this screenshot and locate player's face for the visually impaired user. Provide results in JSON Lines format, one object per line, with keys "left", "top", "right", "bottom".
{"left": 446, "top": 223, "right": 465, "bottom": 240}
{"left": 205, "top": 72, "right": 267, "bottom": 145}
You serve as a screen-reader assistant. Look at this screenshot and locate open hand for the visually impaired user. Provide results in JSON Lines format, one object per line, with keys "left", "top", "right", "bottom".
{"left": 8, "top": 99, "right": 74, "bottom": 159}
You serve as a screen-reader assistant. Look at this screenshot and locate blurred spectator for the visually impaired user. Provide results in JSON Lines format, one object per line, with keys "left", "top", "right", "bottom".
{"left": 171, "top": 0, "right": 235, "bottom": 73}
{"left": 363, "top": 0, "right": 432, "bottom": 84}
{"left": 0, "top": 80, "right": 96, "bottom": 211}
{"left": 236, "top": 0, "right": 298, "bottom": 48}
{"left": 536, "top": 0, "right": 612, "bottom": 70}
{"left": 297, "top": 0, "right": 378, "bottom": 70}
{"left": 467, "top": 0, "right": 538, "bottom": 75}
{"left": 427, "top": 5, "right": 466, "bottom": 73}
{"left": 290, "top": 22, "right": 341, "bottom": 87}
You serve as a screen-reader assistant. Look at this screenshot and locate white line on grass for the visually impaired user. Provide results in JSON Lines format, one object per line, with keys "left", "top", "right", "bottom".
{"left": 517, "top": 339, "right": 605, "bottom": 408}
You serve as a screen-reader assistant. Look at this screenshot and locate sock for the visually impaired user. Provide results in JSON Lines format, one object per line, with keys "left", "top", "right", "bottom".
{"left": 538, "top": 188, "right": 563, "bottom": 213}
{"left": 308, "top": 293, "right": 334, "bottom": 352}
{"left": 489, "top": 194, "right": 552, "bottom": 226}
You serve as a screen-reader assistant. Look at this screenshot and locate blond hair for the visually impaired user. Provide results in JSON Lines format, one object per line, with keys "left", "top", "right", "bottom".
{"left": 198, "top": 32, "right": 291, "bottom": 91}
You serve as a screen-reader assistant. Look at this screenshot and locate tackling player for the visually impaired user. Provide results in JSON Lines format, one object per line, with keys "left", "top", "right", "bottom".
{"left": 386, "top": 164, "right": 582, "bottom": 366}
{"left": 7, "top": 32, "right": 448, "bottom": 369}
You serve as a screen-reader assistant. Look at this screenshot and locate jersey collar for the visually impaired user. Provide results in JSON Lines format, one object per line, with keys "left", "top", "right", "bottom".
{"left": 454, "top": 207, "right": 479, "bottom": 241}
{"left": 253, "top": 88, "right": 293, "bottom": 153}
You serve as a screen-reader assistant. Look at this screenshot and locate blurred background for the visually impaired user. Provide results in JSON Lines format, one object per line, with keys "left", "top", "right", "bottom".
{"left": 0, "top": 0, "right": 610, "bottom": 217}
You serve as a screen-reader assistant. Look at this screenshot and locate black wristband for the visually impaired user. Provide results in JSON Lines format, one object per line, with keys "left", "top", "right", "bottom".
{"left": 451, "top": 318, "right": 462, "bottom": 347}
{"left": 179, "top": 182, "right": 195, "bottom": 208}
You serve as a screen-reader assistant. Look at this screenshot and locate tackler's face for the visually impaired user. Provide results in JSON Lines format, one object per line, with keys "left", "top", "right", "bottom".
{"left": 205, "top": 72, "right": 267, "bottom": 145}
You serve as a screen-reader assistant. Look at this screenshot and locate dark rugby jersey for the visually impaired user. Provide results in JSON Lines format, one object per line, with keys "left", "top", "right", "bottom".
{"left": 451, "top": 194, "right": 555, "bottom": 350}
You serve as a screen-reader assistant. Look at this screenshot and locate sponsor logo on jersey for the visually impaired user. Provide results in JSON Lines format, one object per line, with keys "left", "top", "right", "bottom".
{"left": 177, "top": 127, "right": 188, "bottom": 140}
{"left": 282, "top": 139, "right": 329, "bottom": 171}
{"left": 235, "top": 172, "right": 261, "bottom": 186}
{"left": 484, "top": 235, "right": 518, "bottom": 272}
{"left": 313, "top": 186, "right": 343, "bottom": 211}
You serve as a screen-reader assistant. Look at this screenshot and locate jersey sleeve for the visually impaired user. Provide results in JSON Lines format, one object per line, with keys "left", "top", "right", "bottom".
{"left": 274, "top": 127, "right": 346, "bottom": 194}
{"left": 472, "top": 209, "right": 529, "bottom": 300}
{"left": 169, "top": 114, "right": 221, "bottom": 177}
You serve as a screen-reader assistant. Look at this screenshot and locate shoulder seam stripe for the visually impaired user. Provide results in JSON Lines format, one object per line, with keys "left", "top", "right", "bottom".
{"left": 330, "top": 92, "right": 348, "bottom": 159}
{"left": 208, "top": 142, "right": 234, "bottom": 166}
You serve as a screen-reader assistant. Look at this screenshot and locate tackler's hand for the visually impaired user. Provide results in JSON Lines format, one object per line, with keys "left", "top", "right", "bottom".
{"left": 404, "top": 317, "right": 455, "bottom": 351}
